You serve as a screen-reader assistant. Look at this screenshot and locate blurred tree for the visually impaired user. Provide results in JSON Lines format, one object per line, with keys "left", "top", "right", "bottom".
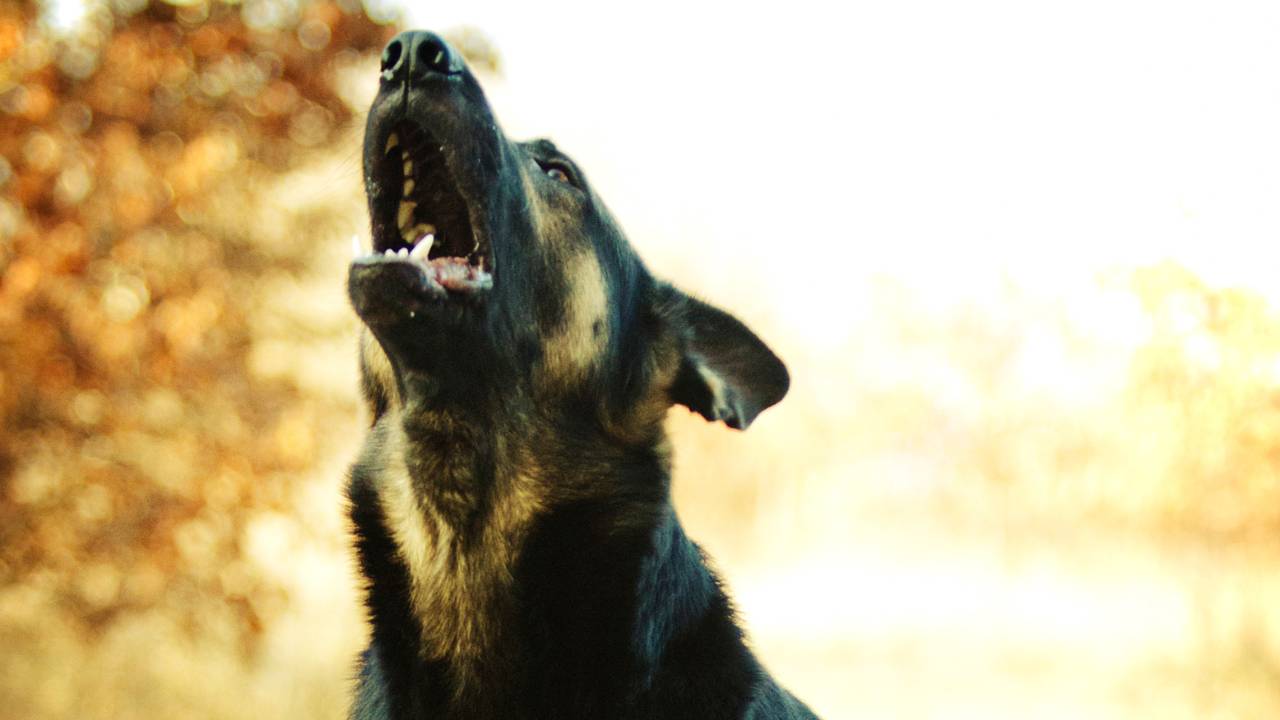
{"left": 0, "top": 1, "right": 395, "bottom": 714}
{"left": 1126, "top": 263, "right": 1280, "bottom": 538}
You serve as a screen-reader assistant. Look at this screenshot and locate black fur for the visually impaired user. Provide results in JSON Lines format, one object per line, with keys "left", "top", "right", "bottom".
{"left": 345, "top": 30, "right": 817, "bottom": 720}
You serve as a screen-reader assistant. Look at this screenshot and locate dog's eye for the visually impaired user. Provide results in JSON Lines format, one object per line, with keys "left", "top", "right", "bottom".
{"left": 536, "top": 159, "right": 576, "bottom": 187}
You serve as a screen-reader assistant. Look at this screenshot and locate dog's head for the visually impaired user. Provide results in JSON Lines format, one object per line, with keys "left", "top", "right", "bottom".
{"left": 350, "top": 31, "right": 788, "bottom": 438}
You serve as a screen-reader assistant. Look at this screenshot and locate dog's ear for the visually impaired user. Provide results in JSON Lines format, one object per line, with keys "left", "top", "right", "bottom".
{"left": 660, "top": 287, "right": 789, "bottom": 430}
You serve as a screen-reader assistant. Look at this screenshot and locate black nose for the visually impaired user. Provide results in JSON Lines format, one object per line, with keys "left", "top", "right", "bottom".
{"left": 380, "top": 31, "right": 463, "bottom": 84}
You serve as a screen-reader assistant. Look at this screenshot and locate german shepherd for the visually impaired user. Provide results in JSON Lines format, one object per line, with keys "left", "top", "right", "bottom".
{"left": 346, "top": 30, "right": 818, "bottom": 720}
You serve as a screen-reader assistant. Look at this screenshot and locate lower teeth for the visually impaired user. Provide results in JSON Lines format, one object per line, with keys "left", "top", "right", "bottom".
{"left": 410, "top": 234, "right": 434, "bottom": 260}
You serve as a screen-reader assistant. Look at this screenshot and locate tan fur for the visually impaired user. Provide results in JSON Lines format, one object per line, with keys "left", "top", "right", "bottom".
{"left": 366, "top": 409, "right": 549, "bottom": 694}
{"left": 603, "top": 331, "right": 683, "bottom": 446}
{"left": 536, "top": 250, "right": 608, "bottom": 386}
{"left": 361, "top": 328, "right": 399, "bottom": 414}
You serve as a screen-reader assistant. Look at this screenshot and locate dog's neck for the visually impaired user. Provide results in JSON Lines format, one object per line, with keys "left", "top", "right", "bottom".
{"left": 365, "top": 405, "right": 528, "bottom": 668}
{"left": 396, "top": 396, "right": 504, "bottom": 529}
{"left": 366, "top": 393, "right": 666, "bottom": 669}
{"left": 351, "top": 389, "right": 748, "bottom": 717}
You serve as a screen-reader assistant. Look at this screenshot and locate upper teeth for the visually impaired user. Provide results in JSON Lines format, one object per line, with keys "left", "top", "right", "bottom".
{"left": 398, "top": 200, "right": 416, "bottom": 229}
{"left": 398, "top": 146, "right": 418, "bottom": 236}
{"left": 402, "top": 222, "right": 434, "bottom": 244}
{"left": 364, "top": 144, "right": 447, "bottom": 266}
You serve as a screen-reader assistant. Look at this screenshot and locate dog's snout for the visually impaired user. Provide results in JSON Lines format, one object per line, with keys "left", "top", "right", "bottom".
{"left": 380, "top": 30, "right": 462, "bottom": 84}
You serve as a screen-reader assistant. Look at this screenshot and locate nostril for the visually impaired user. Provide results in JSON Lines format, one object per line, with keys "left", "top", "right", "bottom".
{"left": 417, "top": 35, "right": 450, "bottom": 73}
{"left": 381, "top": 39, "right": 403, "bottom": 74}
{"left": 383, "top": 31, "right": 457, "bottom": 82}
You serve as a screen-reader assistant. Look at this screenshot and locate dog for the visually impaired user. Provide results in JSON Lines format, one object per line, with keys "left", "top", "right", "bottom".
{"left": 345, "top": 30, "right": 818, "bottom": 720}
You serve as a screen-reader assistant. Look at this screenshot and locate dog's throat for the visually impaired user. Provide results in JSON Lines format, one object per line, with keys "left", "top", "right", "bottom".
{"left": 371, "top": 418, "right": 535, "bottom": 678}
{"left": 400, "top": 411, "right": 497, "bottom": 528}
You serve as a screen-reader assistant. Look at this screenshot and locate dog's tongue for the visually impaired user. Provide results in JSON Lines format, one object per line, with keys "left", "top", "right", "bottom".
{"left": 428, "top": 256, "right": 492, "bottom": 293}
{"left": 400, "top": 230, "right": 491, "bottom": 293}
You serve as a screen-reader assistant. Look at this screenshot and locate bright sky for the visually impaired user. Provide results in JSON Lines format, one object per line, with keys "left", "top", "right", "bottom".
{"left": 405, "top": 0, "right": 1280, "bottom": 327}
{"left": 45, "top": 0, "right": 1280, "bottom": 338}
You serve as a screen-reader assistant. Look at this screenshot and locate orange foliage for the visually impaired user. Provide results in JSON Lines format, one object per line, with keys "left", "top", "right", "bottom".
{"left": 0, "top": 0, "right": 393, "bottom": 688}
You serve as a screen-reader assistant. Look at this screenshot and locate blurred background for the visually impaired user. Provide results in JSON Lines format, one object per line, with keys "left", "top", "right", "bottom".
{"left": 4, "top": 0, "right": 1280, "bottom": 718}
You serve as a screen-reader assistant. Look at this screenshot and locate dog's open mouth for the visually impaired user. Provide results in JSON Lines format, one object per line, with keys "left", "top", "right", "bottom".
{"left": 356, "top": 121, "right": 492, "bottom": 297}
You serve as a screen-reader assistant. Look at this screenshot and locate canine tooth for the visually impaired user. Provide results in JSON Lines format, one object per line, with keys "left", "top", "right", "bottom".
{"left": 410, "top": 233, "right": 434, "bottom": 260}
{"left": 385, "top": 133, "right": 399, "bottom": 153}
{"left": 351, "top": 235, "right": 361, "bottom": 259}
{"left": 397, "top": 200, "right": 416, "bottom": 229}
